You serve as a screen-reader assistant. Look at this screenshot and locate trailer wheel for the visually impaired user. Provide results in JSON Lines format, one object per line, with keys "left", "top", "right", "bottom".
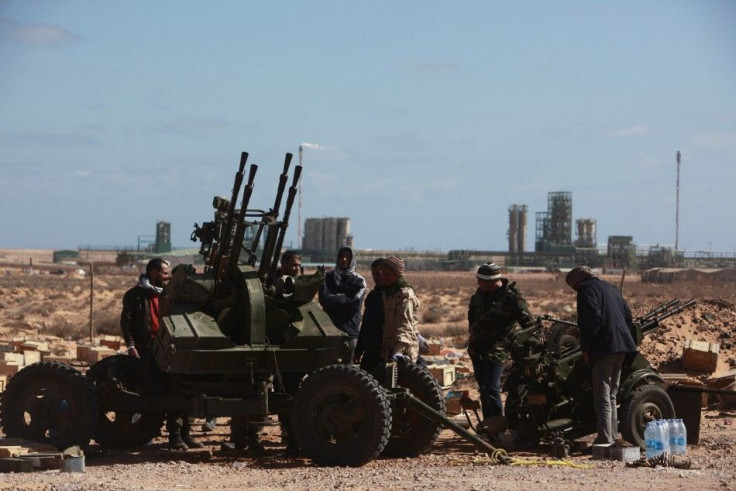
{"left": 620, "top": 384, "right": 675, "bottom": 448}
{"left": 383, "top": 361, "right": 445, "bottom": 457}
{"left": 291, "top": 364, "right": 391, "bottom": 466}
{"left": 0, "top": 362, "right": 97, "bottom": 450}
{"left": 87, "top": 355, "right": 165, "bottom": 448}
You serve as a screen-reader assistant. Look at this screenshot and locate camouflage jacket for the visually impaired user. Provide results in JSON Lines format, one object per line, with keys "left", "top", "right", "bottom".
{"left": 381, "top": 281, "right": 420, "bottom": 362}
{"left": 467, "top": 279, "right": 535, "bottom": 364}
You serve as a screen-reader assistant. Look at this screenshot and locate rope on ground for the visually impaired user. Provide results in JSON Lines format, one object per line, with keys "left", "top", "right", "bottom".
{"left": 447, "top": 453, "right": 594, "bottom": 469}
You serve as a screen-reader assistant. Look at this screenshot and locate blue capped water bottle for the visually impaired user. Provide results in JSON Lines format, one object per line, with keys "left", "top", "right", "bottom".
{"left": 644, "top": 421, "right": 658, "bottom": 459}
{"left": 672, "top": 419, "right": 687, "bottom": 455}
{"left": 659, "top": 420, "right": 670, "bottom": 454}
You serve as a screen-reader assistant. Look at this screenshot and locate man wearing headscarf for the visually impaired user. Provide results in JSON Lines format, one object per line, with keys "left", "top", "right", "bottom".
{"left": 565, "top": 265, "right": 637, "bottom": 445}
{"left": 319, "top": 246, "right": 367, "bottom": 363}
{"left": 379, "top": 256, "right": 420, "bottom": 363}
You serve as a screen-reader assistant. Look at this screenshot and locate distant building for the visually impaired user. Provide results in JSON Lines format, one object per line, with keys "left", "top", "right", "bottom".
{"left": 303, "top": 217, "right": 353, "bottom": 253}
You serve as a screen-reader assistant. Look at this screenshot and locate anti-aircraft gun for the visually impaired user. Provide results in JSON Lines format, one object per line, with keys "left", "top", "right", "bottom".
{"left": 500, "top": 298, "right": 696, "bottom": 454}
{"left": 0, "top": 151, "right": 457, "bottom": 467}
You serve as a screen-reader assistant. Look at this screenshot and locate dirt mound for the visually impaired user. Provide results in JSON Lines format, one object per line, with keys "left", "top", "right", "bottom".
{"left": 637, "top": 297, "right": 736, "bottom": 374}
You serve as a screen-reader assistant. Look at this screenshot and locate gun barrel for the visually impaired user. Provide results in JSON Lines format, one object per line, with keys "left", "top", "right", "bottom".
{"left": 266, "top": 165, "right": 302, "bottom": 287}
{"left": 640, "top": 298, "right": 696, "bottom": 335}
{"left": 211, "top": 152, "right": 249, "bottom": 273}
{"left": 638, "top": 298, "right": 680, "bottom": 323}
{"left": 257, "top": 153, "right": 293, "bottom": 279}
{"left": 225, "top": 163, "right": 258, "bottom": 275}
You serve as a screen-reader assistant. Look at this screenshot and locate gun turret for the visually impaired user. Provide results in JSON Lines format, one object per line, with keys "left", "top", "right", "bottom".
{"left": 191, "top": 152, "right": 302, "bottom": 289}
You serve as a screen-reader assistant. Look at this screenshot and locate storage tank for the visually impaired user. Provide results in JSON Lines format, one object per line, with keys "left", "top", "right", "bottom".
{"left": 336, "top": 218, "right": 350, "bottom": 248}
{"left": 323, "top": 218, "right": 338, "bottom": 253}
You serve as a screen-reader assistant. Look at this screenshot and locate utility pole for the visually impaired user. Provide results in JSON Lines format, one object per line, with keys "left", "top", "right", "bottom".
{"left": 675, "top": 151, "right": 681, "bottom": 252}
{"left": 298, "top": 145, "right": 303, "bottom": 249}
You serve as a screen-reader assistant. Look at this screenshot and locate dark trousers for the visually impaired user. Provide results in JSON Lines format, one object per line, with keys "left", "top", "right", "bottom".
{"left": 344, "top": 338, "right": 358, "bottom": 364}
{"left": 138, "top": 347, "right": 189, "bottom": 440}
{"left": 471, "top": 356, "right": 504, "bottom": 419}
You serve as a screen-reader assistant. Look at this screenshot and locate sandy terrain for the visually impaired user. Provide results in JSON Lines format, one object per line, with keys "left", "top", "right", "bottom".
{"left": 0, "top": 250, "right": 735, "bottom": 489}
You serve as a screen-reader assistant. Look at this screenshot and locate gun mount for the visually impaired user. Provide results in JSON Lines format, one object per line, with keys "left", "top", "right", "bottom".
{"left": 1, "top": 151, "right": 455, "bottom": 467}
{"left": 498, "top": 298, "right": 697, "bottom": 453}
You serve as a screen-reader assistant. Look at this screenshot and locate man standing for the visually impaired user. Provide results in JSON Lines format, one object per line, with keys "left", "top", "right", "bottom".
{"left": 354, "top": 258, "right": 385, "bottom": 376}
{"left": 565, "top": 266, "right": 637, "bottom": 445}
{"left": 120, "top": 257, "right": 202, "bottom": 450}
{"left": 319, "top": 246, "right": 367, "bottom": 363}
{"left": 468, "top": 263, "right": 535, "bottom": 420}
{"left": 379, "top": 256, "right": 420, "bottom": 363}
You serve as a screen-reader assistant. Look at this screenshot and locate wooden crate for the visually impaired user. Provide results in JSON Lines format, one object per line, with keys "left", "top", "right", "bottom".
{"left": 99, "top": 335, "right": 122, "bottom": 351}
{"left": 0, "top": 352, "right": 24, "bottom": 364}
{"left": 682, "top": 339, "right": 719, "bottom": 373}
{"left": 20, "top": 340, "right": 49, "bottom": 352}
{"left": 427, "top": 365, "right": 456, "bottom": 387}
{"left": 0, "top": 362, "right": 20, "bottom": 378}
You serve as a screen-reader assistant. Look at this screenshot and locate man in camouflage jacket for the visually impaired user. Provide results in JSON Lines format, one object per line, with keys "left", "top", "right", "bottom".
{"left": 379, "top": 256, "right": 420, "bottom": 363}
{"left": 468, "top": 263, "right": 535, "bottom": 419}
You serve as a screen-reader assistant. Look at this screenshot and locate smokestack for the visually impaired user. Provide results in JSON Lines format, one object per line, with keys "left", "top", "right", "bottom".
{"left": 675, "top": 151, "right": 680, "bottom": 252}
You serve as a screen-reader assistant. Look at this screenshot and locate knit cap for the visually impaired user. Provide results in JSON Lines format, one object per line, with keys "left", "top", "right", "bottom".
{"left": 382, "top": 256, "right": 405, "bottom": 276}
{"left": 476, "top": 262, "right": 502, "bottom": 281}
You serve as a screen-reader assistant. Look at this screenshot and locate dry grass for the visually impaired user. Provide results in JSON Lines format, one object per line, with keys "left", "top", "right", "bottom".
{"left": 1, "top": 266, "right": 734, "bottom": 367}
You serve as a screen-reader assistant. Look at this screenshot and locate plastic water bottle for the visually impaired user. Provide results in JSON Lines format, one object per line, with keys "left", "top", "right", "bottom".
{"left": 658, "top": 420, "right": 670, "bottom": 455}
{"left": 672, "top": 419, "right": 687, "bottom": 455}
{"left": 668, "top": 420, "right": 678, "bottom": 454}
{"left": 645, "top": 421, "right": 658, "bottom": 458}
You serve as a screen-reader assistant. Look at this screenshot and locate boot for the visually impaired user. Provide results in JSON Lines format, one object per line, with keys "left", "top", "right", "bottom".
{"left": 248, "top": 438, "right": 265, "bottom": 453}
{"left": 182, "top": 432, "right": 204, "bottom": 449}
{"left": 201, "top": 417, "right": 217, "bottom": 432}
{"left": 169, "top": 433, "right": 189, "bottom": 451}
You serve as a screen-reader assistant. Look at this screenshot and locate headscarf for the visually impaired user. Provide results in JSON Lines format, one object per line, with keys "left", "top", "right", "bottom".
{"left": 333, "top": 246, "right": 357, "bottom": 287}
{"left": 565, "top": 266, "right": 597, "bottom": 290}
{"left": 137, "top": 274, "right": 164, "bottom": 295}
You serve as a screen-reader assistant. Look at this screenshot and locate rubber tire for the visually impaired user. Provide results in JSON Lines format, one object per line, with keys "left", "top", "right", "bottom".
{"left": 291, "top": 364, "right": 391, "bottom": 466}
{"left": 546, "top": 322, "right": 580, "bottom": 355}
{"left": 87, "top": 355, "right": 165, "bottom": 448}
{"left": 0, "top": 362, "right": 97, "bottom": 450}
{"left": 620, "top": 384, "right": 675, "bottom": 449}
{"left": 382, "top": 362, "right": 446, "bottom": 457}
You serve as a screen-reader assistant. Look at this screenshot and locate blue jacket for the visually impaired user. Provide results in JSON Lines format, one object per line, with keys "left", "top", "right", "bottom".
{"left": 576, "top": 277, "right": 637, "bottom": 363}
{"left": 318, "top": 246, "right": 367, "bottom": 339}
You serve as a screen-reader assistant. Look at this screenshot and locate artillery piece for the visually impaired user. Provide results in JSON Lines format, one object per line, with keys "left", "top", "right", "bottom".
{"left": 500, "top": 298, "right": 696, "bottom": 454}
{"left": 0, "top": 151, "right": 449, "bottom": 466}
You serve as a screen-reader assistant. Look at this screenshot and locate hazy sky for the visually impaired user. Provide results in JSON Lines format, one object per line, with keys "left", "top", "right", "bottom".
{"left": 1, "top": 1, "right": 735, "bottom": 253}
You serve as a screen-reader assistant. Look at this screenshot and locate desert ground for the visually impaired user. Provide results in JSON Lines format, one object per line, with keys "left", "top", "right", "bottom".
{"left": 0, "top": 249, "right": 735, "bottom": 490}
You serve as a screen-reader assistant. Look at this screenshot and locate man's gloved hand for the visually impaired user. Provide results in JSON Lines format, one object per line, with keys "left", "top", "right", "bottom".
{"left": 390, "top": 353, "right": 406, "bottom": 363}
{"left": 417, "top": 334, "right": 430, "bottom": 355}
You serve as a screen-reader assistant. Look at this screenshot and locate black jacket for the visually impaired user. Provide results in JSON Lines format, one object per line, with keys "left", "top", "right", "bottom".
{"left": 576, "top": 277, "right": 637, "bottom": 362}
{"left": 120, "top": 285, "right": 156, "bottom": 350}
{"left": 355, "top": 286, "right": 384, "bottom": 363}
